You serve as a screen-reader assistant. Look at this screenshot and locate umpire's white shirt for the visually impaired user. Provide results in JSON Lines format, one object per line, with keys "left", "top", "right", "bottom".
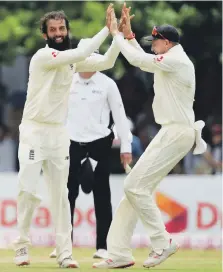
{"left": 66, "top": 72, "right": 132, "bottom": 153}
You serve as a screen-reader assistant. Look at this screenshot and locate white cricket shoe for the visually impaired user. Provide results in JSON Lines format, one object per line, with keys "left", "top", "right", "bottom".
{"left": 93, "top": 258, "right": 135, "bottom": 269}
{"left": 93, "top": 249, "right": 108, "bottom": 259}
{"left": 49, "top": 248, "right": 57, "bottom": 258}
{"left": 14, "top": 247, "right": 30, "bottom": 266}
{"left": 143, "top": 239, "right": 179, "bottom": 268}
{"left": 59, "top": 256, "right": 79, "bottom": 268}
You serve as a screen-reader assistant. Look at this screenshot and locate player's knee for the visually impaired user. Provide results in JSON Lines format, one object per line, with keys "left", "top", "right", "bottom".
{"left": 18, "top": 190, "right": 41, "bottom": 203}
{"left": 124, "top": 178, "right": 154, "bottom": 197}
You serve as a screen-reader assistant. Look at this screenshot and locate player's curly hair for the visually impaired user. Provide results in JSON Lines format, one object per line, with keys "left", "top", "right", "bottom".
{"left": 40, "top": 10, "right": 70, "bottom": 34}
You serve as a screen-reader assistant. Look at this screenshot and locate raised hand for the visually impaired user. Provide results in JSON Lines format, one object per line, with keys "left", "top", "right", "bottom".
{"left": 106, "top": 3, "right": 114, "bottom": 30}
{"left": 118, "top": 2, "right": 134, "bottom": 34}
{"left": 122, "top": 5, "right": 135, "bottom": 38}
{"left": 110, "top": 9, "right": 119, "bottom": 36}
{"left": 118, "top": 2, "right": 127, "bottom": 32}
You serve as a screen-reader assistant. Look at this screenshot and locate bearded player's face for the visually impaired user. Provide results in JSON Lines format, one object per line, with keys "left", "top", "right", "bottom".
{"left": 43, "top": 19, "right": 71, "bottom": 51}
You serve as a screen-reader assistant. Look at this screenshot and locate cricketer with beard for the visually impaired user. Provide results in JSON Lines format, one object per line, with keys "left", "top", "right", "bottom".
{"left": 12, "top": 6, "right": 120, "bottom": 269}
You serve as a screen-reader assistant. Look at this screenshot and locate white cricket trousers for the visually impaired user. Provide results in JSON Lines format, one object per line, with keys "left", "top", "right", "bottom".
{"left": 107, "top": 123, "right": 195, "bottom": 260}
{"left": 13, "top": 120, "right": 72, "bottom": 263}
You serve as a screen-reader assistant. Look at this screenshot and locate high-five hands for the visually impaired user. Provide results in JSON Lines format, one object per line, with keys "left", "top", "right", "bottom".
{"left": 110, "top": 8, "right": 119, "bottom": 35}
{"left": 106, "top": 3, "right": 114, "bottom": 30}
{"left": 118, "top": 2, "right": 135, "bottom": 38}
{"left": 106, "top": 2, "right": 135, "bottom": 37}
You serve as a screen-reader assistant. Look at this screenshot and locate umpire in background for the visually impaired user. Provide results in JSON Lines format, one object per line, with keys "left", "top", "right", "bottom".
{"left": 50, "top": 51, "right": 132, "bottom": 260}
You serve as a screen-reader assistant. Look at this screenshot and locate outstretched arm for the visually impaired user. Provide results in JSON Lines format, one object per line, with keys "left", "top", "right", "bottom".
{"left": 75, "top": 39, "right": 120, "bottom": 72}
{"left": 75, "top": 2, "right": 136, "bottom": 72}
{"left": 119, "top": 3, "right": 144, "bottom": 53}
{"left": 35, "top": 26, "right": 109, "bottom": 69}
{"left": 110, "top": 9, "right": 179, "bottom": 73}
{"left": 35, "top": 4, "right": 114, "bottom": 69}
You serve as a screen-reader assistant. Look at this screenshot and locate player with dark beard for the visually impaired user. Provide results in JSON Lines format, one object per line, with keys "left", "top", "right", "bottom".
{"left": 13, "top": 6, "right": 122, "bottom": 269}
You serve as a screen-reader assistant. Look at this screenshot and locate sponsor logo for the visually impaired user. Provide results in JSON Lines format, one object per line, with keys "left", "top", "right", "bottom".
{"left": 156, "top": 192, "right": 188, "bottom": 233}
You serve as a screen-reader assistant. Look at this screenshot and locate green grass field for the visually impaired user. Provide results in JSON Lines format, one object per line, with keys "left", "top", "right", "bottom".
{"left": 0, "top": 248, "right": 221, "bottom": 272}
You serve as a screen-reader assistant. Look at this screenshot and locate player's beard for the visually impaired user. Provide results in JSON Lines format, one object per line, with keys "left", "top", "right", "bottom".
{"left": 46, "top": 34, "right": 72, "bottom": 51}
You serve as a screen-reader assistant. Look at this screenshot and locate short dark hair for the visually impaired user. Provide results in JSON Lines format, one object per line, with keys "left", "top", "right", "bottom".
{"left": 40, "top": 10, "right": 70, "bottom": 34}
{"left": 171, "top": 42, "right": 179, "bottom": 46}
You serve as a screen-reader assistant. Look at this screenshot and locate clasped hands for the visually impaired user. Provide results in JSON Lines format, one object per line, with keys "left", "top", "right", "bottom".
{"left": 106, "top": 2, "right": 135, "bottom": 38}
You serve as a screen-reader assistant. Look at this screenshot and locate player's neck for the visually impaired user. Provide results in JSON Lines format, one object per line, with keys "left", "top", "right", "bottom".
{"left": 79, "top": 72, "right": 96, "bottom": 79}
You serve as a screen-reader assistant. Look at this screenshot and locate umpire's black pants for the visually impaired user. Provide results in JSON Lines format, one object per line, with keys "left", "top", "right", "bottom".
{"left": 68, "top": 132, "right": 114, "bottom": 250}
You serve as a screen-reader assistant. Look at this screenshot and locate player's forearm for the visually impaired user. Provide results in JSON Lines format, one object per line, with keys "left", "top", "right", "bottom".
{"left": 100, "top": 39, "right": 120, "bottom": 69}
{"left": 120, "top": 137, "right": 132, "bottom": 153}
{"left": 84, "top": 26, "right": 110, "bottom": 57}
{"left": 113, "top": 114, "right": 132, "bottom": 153}
{"left": 114, "top": 33, "right": 154, "bottom": 68}
{"left": 128, "top": 39, "right": 145, "bottom": 52}
{"left": 76, "top": 38, "right": 120, "bottom": 72}
{"left": 117, "top": 125, "right": 132, "bottom": 153}
{"left": 45, "top": 27, "right": 109, "bottom": 68}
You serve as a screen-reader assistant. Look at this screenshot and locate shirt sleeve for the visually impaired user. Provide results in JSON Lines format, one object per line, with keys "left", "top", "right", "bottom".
{"left": 34, "top": 27, "right": 109, "bottom": 69}
{"left": 128, "top": 39, "right": 155, "bottom": 73}
{"left": 114, "top": 33, "right": 180, "bottom": 73}
{"left": 75, "top": 39, "right": 120, "bottom": 72}
{"left": 107, "top": 80, "right": 132, "bottom": 153}
{"left": 128, "top": 39, "right": 145, "bottom": 52}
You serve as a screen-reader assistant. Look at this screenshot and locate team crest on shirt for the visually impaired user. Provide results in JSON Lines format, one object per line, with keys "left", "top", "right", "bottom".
{"left": 52, "top": 51, "right": 59, "bottom": 58}
{"left": 155, "top": 56, "right": 164, "bottom": 62}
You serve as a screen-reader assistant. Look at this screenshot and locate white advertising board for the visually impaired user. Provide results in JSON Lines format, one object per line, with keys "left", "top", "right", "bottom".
{"left": 0, "top": 174, "right": 221, "bottom": 249}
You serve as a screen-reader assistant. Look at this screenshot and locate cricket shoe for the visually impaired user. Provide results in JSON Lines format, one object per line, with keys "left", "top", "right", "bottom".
{"left": 14, "top": 247, "right": 30, "bottom": 266}
{"left": 143, "top": 239, "right": 179, "bottom": 268}
{"left": 93, "top": 258, "right": 135, "bottom": 269}
{"left": 49, "top": 248, "right": 57, "bottom": 258}
{"left": 93, "top": 249, "right": 108, "bottom": 259}
{"left": 59, "top": 256, "right": 79, "bottom": 268}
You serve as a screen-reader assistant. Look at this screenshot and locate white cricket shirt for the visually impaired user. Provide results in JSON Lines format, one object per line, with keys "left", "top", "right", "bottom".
{"left": 21, "top": 27, "right": 120, "bottom": 125}
{"left": 113, "top": 34, "right": 207, "bottom": 154}
{"left": 66, "top": 72, "right": 132, "bottom": 153}
{"left": 114, "top": 35, "right": 196, "bottom": 125}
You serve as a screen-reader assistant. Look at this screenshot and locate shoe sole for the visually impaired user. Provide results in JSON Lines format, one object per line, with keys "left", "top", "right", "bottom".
{"left": 93, "top": 261, "right": 135, "bottom": 269}
{"left": 143, "top": 246, "right": 179, "bottom": 268}
{"left": 50, "top": 255, "right": 57, "bottom": 258}
{"left": 60, "top": 264, "right": 79, "bottom": 268}
{"left": 16, "top": 261, "right": 30, "bottom": 266}
{"left": 93, "top": 255, "right": 103, "bottom": 259}
{"left": 67, "top": 264, "right": 79, "bottom": 268}
{"left": 93, "top": 255, "right": 107, "bottom": 259}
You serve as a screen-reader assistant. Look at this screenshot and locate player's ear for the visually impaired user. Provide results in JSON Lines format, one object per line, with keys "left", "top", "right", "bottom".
{"left": 165, "top": 39, "right": 169, "bottom": 46}
{"left": 43, "top": 33, "right": 47, "bottom": 40}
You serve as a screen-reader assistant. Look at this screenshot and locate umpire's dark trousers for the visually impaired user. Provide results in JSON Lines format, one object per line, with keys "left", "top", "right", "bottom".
{"left": 68, "top": 132, "right": 114, "bottom": 250}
